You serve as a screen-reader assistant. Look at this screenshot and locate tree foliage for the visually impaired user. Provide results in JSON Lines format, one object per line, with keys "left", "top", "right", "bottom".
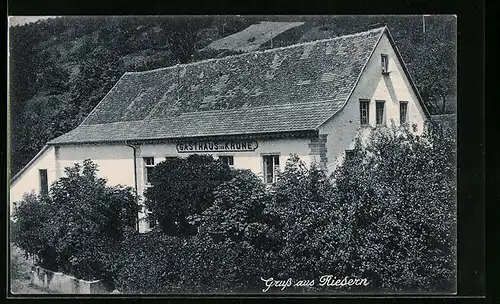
{"left": 267, "top": 156, "right": 339, "bottom": 279}
{"left": 144, "top": 154, "right": 233, "bottom": 237}
{"left": 190, "top": 169, "right": 281, "bottom": 251}
{"left": 114, "top": 125, "right": 455, "bottom": 293}
{"left": 328, "top": 123, "right": 456, "bottom": 292}
{"left": 11, "top": 160, "right": 139, "bottom": 284}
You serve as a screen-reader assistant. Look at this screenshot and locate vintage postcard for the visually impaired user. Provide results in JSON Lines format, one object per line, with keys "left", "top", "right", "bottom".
{"left": 8, "top": 15, "right": 458, "bottom": 296}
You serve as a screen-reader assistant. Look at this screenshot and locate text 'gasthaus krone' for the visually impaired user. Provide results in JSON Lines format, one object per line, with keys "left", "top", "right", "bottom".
{"left": 176, "top": 140, "right": 258, "bottom": 153}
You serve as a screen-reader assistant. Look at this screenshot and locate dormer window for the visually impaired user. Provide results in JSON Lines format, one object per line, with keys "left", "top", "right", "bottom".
{"left": 381, "top": 54, "right": 389, "bottom": 74}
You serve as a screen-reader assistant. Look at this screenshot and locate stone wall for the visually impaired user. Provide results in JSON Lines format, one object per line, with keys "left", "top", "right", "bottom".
{"left": 30, "top": 265, "right": 108, "bottom": 294}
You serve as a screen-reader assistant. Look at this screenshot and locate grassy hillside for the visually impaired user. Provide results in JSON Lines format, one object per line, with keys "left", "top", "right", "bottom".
{"left": 8, "top": 15, "right": 456, "bottom": 176}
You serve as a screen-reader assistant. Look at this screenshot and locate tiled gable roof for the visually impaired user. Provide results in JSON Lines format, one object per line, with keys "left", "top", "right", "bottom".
{"left": 50, "top": 101, "right": 341, "bottom": 144}
{"left": 50, "top": 27, "right": 386, "bottom": 145}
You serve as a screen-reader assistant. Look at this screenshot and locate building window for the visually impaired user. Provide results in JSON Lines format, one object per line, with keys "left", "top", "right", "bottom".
{"left": 376, "top": 100, "right": 385, "bottom": 125}
{"left": 263, "top": 155, "right": 280, "bottom": 184}
{"left": 39, "top": 169, "right": 48, "bottom": 196}
{"left": 218, "top": 155, "right": 234, "bottom": 167}
{"left": 143, "top": 157, "right": 155, "bottom": 185}
{"left": 359, "top": 99, "right": 370, "bottom": 125}
{"left": 381, "top": 54, "right": 389, "bottom": 74}
{"left": 400, "top": 101, "right": 408, "bottom": 125}
{"left": 345, "top": 150, "right": 355, "bottom": 161}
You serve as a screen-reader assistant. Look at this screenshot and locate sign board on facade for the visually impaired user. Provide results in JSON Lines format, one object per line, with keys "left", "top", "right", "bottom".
{"left": 176, "top": 140, "right": 258, "bottom": 153}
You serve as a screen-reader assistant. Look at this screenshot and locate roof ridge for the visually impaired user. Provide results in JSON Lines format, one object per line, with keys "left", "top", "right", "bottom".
{"left": 125, "top": 26, "right": 386, "bottom": 76}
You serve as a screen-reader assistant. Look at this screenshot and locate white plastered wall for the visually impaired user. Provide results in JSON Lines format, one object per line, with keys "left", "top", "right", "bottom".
{"left": 318, "top": 31, "right": 428, "bottom": 173}
{"left": 10, "top": 146, "right": 57, "bottom": 215}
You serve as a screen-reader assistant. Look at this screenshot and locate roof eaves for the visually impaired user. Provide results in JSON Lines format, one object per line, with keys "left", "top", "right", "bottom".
{"left": 315, "top": 26, "right": 387, "bottom": 129}
{"left": 50, "top": 128, "right": 320, "bottom": 146}
{"left": 10, "top": 145, "right": 50, "bottom": 186}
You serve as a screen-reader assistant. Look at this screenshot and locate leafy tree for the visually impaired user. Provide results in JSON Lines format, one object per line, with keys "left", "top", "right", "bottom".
{"left": 113, "top": 140, "right": 455, "bottom": 293}
{"left": 11, "top": 160, "right": 139, "bottom": 285}
{"left": 144, "top": 155, "right": 233, "bottom": 237}
{"left": 329, "top": 123, "right": 456, "bottom": 292}
{"left": 411, "top": 20, "right": 456, "bottom": 114}
{"left": 10, "top": 193, "right": 56, "bottom": 268}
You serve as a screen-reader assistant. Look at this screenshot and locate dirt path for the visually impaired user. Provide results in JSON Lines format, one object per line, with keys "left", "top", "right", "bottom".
{"left": 10, "top": 244, "right": 52, "bottom": 294}
{"left": 11, "top": 279, "right": 51, "bottom": 294}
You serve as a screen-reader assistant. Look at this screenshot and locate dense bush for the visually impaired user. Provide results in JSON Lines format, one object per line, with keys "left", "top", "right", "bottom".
{"left": 10, "top": 194, "right": 55, "bottom": 268}
{"left": 267, "top": 156, "right": 340, "bottom": 279}
{"left": 112, "top": 230, "right": 190, "bottom": 293}
{"left": 11, "top": 160, "right": 139, "bottom": 284}
{"left": 114, "top": 169, "right": 281, "bottom": 293}
{"left": 144, "top": 154, "right": 233, "bottom": 236}
{"left": 115, "top": 125, "right": 455, "bottom": 293}
{"left": 185, "top": 169, "right": 281, "bottom": 292}
{"left": 327, "top": 123, "right": 456, "bottom": 292}
{"left": 184, "top": 235, "right": 278, "bottom": 293}
{"left": 191, "top": 169, "right": 277, "bottom": 249}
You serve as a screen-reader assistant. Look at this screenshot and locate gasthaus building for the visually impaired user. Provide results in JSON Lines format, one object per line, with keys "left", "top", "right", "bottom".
{"left": 10, "top": 26, "right": 430, "bottom": 232}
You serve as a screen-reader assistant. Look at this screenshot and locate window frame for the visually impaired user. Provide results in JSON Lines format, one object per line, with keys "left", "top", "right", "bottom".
{"left": 147, "top": 210, "right": 157, "bottom": 230}
{"left": 218, "top": 155, "right": 235, "bottom": 167}
{"left": 262, "top": 154, "right": 281, "bottom": 184}
{"left": 143, "top": 157, "right": 155, "bottom": 186}
{"left": 345, "top": 149, "right": 355, "bottom": 161}
{"left": 359, "top": 99, "right": 370, "bottom": 126}
{"left": 400, "top": 101, "right": 409, "bottom": 125}
{"left": 375, "top": 100, "right": 386, "bottom": 126}
{"left": 39, "top": 169, "right": 48, "bottom": 196}
{"left": 381, "top": 53, "right": 389, "bottom": 74}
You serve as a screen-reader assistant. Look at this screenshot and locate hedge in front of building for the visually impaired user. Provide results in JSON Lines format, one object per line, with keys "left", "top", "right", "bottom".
{"left": 113, "top": 123, "right": 456, "bottom": 293}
